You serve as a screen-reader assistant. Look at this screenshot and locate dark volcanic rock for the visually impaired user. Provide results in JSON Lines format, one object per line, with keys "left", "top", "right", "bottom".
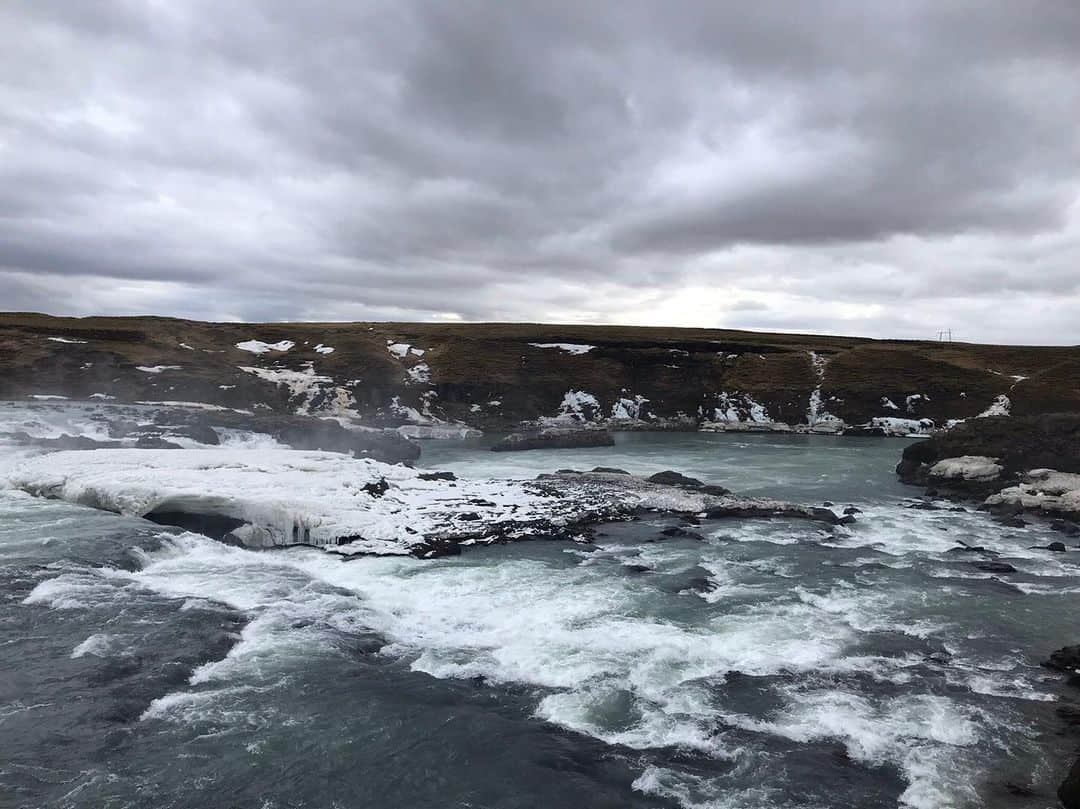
{"left": 591, "top": 466, "right": 630, "bottom": 474}
{"left": 0, "top": 431, "right": 123, "bottom": 451}
{"left": 361, "top": 478, "right": 390, "bottom": 498}
{"left": 1029, "top": 541, "right": 1070, "bottom": 552}
{"left": 1044, "top": 645, "right": 1080, "bottom": 673}
{"left": 659, "top": 526, "right": 706, "bottom": 540}
{"left": 134, "top": 435, "right": 183, "bottom": 450}
{"left": 646, "top": 470, "right": 731, "bottom": 496}
{"left": 648, "top": 470, "right": 705, "bottom": 488}
{"left": 973, "top": 561, "right": 1017, "bottom": 573}
{"left": 418, "top": 471, "right": 456, "bottom": 481}
{"left": 490, "top": 429, "right": 615, "bottom": 452}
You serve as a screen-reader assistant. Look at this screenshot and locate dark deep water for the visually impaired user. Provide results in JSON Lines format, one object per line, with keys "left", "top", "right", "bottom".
{"left": 2, "top": 432, "right": 1078, "bottom": 808}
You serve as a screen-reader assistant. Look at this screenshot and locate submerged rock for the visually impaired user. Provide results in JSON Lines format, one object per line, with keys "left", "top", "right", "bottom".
{"left": 490, "top": 429, "right": 615, "bottom": 452}
{"left": 1044, "top": 645, "right": 1080, "bottom": 673}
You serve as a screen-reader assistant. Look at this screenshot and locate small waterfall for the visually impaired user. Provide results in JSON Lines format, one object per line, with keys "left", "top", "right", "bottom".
{"left": 806, "top": 352, "right": 842, "bottom": 431}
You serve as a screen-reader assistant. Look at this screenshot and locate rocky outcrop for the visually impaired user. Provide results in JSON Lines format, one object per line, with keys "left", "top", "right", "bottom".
{"left": 1044, "top": 645, "right": 1080, "bottom": 674}
{"left": 491, "top": 429, "right": 615, "bottom": 452}
{"left": 896, "top": 414, "right": 1080, "bottom": 522}
{"left": 897, "top": 414, "right": 1080, "bottom": 487}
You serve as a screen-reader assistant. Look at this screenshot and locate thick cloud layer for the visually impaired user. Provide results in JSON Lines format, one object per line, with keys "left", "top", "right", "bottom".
{"left": 2, "top": 1, "right": 1078, "bottom": 343}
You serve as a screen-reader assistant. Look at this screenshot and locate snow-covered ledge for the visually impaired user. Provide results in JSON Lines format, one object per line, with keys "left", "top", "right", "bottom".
{"left": 5, "top": 449, "right": 848, "bottom": 557}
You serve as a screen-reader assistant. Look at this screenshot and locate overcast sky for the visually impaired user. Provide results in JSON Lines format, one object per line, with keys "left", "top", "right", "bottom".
{"left": 2, "top": 1, "right": 1079, "bottom": 343}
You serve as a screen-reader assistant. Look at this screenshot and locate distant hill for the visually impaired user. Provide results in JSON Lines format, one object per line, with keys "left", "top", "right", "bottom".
{"left": 2, "top": 312, "right": 1077, "bottom": 432}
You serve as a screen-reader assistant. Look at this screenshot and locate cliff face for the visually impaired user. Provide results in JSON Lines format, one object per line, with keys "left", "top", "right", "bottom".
{"left": 2, "top": 312, "right": 1078, "bottom": 431}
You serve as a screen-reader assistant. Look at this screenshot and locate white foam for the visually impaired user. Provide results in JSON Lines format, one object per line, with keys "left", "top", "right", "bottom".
{"left": 724, "top": 689, "right": 982, "bottom": 809}
{"left": 71, "top": 632, "right": 121, "bottom": 658}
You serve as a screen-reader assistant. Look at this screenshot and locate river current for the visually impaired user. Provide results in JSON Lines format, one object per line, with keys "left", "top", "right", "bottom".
{"left": 1, "top": 431, "right": 1077, "bottom": 808}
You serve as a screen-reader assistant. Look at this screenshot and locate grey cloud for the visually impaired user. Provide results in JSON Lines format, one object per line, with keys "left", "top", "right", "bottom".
{"left": 0, "top": 0, "right": 1078, "bottom": 343}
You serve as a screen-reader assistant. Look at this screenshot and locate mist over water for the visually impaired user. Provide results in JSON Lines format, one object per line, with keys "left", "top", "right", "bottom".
{"left": 1, "top": 431, "right": 1077, "bottom": 808}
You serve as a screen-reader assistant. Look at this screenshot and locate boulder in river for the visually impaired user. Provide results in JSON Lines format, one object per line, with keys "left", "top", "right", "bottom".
{"left": 1044, "top": 645, "right": 1080, "bottom": 673}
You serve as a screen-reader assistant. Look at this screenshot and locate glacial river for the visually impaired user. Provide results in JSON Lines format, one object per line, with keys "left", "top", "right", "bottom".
{"left": 1, "top": 432, "right": 1077, "bottom": 808}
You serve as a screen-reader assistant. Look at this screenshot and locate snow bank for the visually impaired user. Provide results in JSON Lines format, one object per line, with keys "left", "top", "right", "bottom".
{"left": 978, "top": 395, "right": 1011, "bottom": 418}
{"left": 240, "top": 363, "right": 358, "bottom": 418}
{"left": 870, "top": 417, "right": 936, "bottom": 437}
{"left": 537, "top": 390, "right": 601, "bottom": 427}
{"left": 984, "top": 469, "right": 1080, "bottom": 517}
{"left": 928, "top": 456, "right": 1003, "bottom": 482}
{"left": 610, "top": 394, "right": 649, "bottom": 421}
{"left": 387, "top": 342, "right": 425, "bottom": 359}
{"left": 528, "top": 343, "right": 595, "bottom": 355}
{"left": 136, "top": 365, "right": 181, "bottom": 374}
{"left": 313, "top": 344, "right": 335, "bottom": 355}
{"left": 47, "top": 337, "right": 88, "bottom": 344}
{"left": 396, "top": 425, "right": 482, "bottom": 440}
{"left": 406, "top": 363, "right": 431, "bottom": 384}
{"left": 235, "top": 340, "right": 295, "bottom": 355}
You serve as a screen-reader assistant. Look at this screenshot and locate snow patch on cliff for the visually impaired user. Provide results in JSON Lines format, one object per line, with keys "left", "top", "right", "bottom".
{"left": 977, "top": 395, "right": 1011, "bottom": 418}
{"left": 235, "top": 340, "right": 295, "bottom": 355}
{"left": 529, "top": 343, "right": 595, "bottom": 355}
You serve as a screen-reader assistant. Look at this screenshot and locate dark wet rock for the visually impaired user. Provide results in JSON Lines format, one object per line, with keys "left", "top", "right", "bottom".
{"left": 843, "top": 506, "right": 862, "bottom": 515}
{"left": 362, "top": 478, "right": 390, "bottom": 497}
{"left": 906, "top": 500, "right": 942, "bottom": 511}
{"left": 648, "top": 470, "right": 706, "bottom": 488}
{"left": 946, "top": 544, "right": 997, "bottom": 556}
{"left": 839, "top": 514, "right": 858, "bottom": 525}
{"left": 490, "top": 429, "right": 615, "bottom": 452}
{"left": 418, "top": 471, "right": 456, "bottom": 481}
{"left": 134, "top": 435, "right": 183, "bottom": 450}
{"left": 1031, "top": 541, "right": 1069, "bottom": 553}
{"left": 973, "top": 561, "right": 1017, "bottom": 573}
{"left": 993, "top": 513, "right": 1027, "bottom": 528}
{"left": 1052, "top": 519, "right": 1080, "bottom": 536}
{"left": 622, "top": 563, "right": 652, "bottom": 574}
{"left": 1060, "top": 757, "right": 1080, "bottom": 809}
{"left": 168, "top": 423, "right": 221, "bottom": 445}
{"left": 0, "top": 430, "right": 123, "bottom": 450}
{"left": 592, "top": 466, "right": 630, "bottom": 474}
{"left": 1044, "top": 645, "right": 1080, "bottom": 673}
{"left": 659, "top": 526, "right": 706, "bottom": 541}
